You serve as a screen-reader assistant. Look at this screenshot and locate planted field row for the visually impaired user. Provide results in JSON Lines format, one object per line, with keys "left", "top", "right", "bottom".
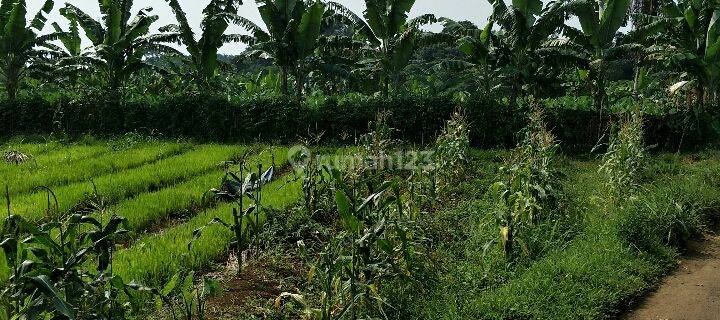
{"left": 2, "top": 143, "right": 189, "bottom": 196}
{"left": 0, "top": 144, "right": 110, "bottom": 176}
{"left": 107, "top": 147, "right": 286, "bottom": 233}
{"left": 7, "top": 145, "right": 247, "bottom": 222}
{"left": 113, "top": 147, "right": 298, "bottom": 286}
{"left": 2, "top": 141, "right": 65, "bottom": 156}
{"left": 0, "top": 143, "right": 257, "bottom": 284}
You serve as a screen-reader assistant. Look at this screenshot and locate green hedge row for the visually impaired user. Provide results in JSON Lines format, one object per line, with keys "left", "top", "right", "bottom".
{"left": 1, "top": 93, "right": 717, "bottom": 152}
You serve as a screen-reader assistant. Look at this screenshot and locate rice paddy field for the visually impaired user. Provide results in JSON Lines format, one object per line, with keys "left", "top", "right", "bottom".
{"left": 1, "top": 138, "right": 720, "bottom": 319}
{"left": 0, "top": 140, "right": 299, "bottom": 285}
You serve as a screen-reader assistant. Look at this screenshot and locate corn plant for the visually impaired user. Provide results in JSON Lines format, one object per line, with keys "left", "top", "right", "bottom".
{"left": 358, "top": 110, "right": 398, "bottom": 172}
{"left": 599, "top": 112, "right": 646, "bottom": 197}
{"left": 433, "top": 107, "right": 470, "bottom": 193}
{"left": 290, "top": 147, "right": 335, "bottom": 222}
{"left": 192, "top": 155, "right": 275, "bottom": 276}
{"left": 155, "top": 271, "right": 219, "bottom": 320}
{"left": 490, "top": 109, "right": 560, "bottom": 258}
{"left": 0, "top": 186, "right": 151, "bottom": 319}
{"left": 279, "top": 166, "right": 421, "bottom": 320}
{"left": 407, "top": 156, "right": 437, "bottom": 218}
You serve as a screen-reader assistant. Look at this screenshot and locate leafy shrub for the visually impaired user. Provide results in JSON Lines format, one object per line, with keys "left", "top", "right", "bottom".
{"left": 616, "top": 192, "right": 704, "bottom": 260}
{"left": 1, "top": 93, "right": 717, "bottom": 151}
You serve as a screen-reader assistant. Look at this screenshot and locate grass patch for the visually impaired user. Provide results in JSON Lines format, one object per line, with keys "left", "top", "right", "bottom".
{"left": 412, "top": 153, "right": 720, "bottom": 320}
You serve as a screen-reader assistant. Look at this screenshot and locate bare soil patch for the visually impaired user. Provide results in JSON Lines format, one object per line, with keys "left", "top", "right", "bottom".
{"left": 624, "top": 233, "right": 720, "bottom": 320}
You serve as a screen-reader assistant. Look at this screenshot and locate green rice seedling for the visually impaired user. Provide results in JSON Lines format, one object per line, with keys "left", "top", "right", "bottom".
{"left": 112, "top": 160, "right": 299, "bottom": 286}
{"left": 110, "top": 172, "right": 223, "bottom": 232}
{"left": 7, "top": 145, "right": 245, "bottom": 223}
{"left": 0, "top": 145, "right": 107, "bottom": 181}
{"left": 1, "top": 141, "right": 64, "bottom": 157}
{"left": 599, "top": 112, "right": 646, "bottom": 198}
{"left": 0, "top": 144, "right": 111, "bottom": 179}
{"left": 2, "top": 143, "right": 188, "bottom": 196}
{"left": 108, "top": 148, "right": 286, "bottom": 233}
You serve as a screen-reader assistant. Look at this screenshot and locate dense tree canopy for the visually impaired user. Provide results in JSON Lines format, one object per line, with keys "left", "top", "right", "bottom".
{"left": 0, "top": 0, "right": 718, "bottom": 110}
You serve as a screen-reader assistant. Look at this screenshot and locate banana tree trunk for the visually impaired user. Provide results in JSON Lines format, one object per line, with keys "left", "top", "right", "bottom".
{"left": 383, "top": 73, "right": 390, "bottom": 98}
{"left": 280, "top": 67, "right": 289, "bottom": 95}
{"left": 294, "top": 69, "right": 304, "bottom": 102}
{"left": 5, "top": 74, "right": 19, "bottom": 102}
{"left": 4, "top": 60, "right": 22, "bottom": 102}
{"left": 592, "top": 66, "right": 607, "bottom": 138}
{"left": 108, "top": 74, "right": 122, "bottom": 105}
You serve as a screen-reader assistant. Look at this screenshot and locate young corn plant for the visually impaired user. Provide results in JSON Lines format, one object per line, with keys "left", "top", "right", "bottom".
{"left": 193, "top": 155, "right": 275, "bottom": 276}
{"left": 490, "top": 109, "right": 561, "bottom": 259}
{"left": 358, "top": 110, "right": 398, "bottom": 173}
{"left": 0, "top": 186, "right": 150, "bottom": 319}
{"left": 599, "top": 112, "right": 646, "bottom": 198}
{"left": 407, "top": 161, "right": 437, "bottom": 218}
{"left": 155, "top": 271, "right": 219, "bottom": 320}
{"left": 291, "top": 147, "right": 335, "bottom": 222}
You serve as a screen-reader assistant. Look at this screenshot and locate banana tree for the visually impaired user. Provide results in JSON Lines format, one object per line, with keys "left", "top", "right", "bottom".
{"left": 435, "top": 19, "right": 500, "bottom": 95}
{"left": 328, "top": 0, "right": 437, "bottom": 97}
{"left": 633, "top": 0, "right": 720, "bottom": 105}
{"left": 62, "top": 0, "right": 179, "bottom": 99}
{"left": 0, "top": 0, "right": 57, "bottom": 101}
{"left": 163, "top": 0, "right": 246, "bottom": 91}
{"left": 36, "top": 8, "right": 88, "bottom": 86}
{"left": 553, "top": 0, "right": 633, "bottom": 111}
{"left": 234, "top": 0, "right": 325, "bottom": 98}
{"left": 485, "top": 0, "right": 567, "bottom": 101}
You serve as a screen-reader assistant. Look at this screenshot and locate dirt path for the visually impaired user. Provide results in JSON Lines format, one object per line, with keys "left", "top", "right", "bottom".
{"left": 624, "top": 233, "right": 720, "bottom": 320}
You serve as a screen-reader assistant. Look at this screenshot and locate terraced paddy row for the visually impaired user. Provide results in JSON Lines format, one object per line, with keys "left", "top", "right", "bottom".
{"left": 0, "top": 142, "right": 301, "bottom": 285}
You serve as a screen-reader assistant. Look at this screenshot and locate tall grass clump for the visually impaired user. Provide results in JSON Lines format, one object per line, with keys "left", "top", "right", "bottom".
{"left": 599, "top": 112, "right": 646, "bottom": 197}
{"left": 490, "top": 109, "right": 562, "bottom": 258}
